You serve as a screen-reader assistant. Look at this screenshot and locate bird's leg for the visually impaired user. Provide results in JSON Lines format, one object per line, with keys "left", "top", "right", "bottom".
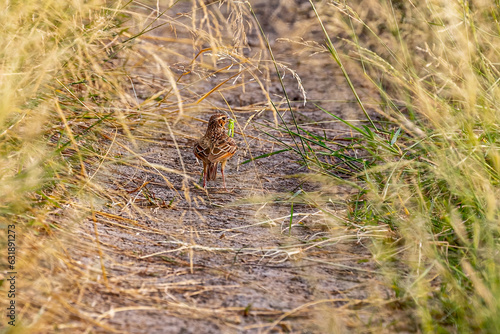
{"left": 221, "top": 169, "right": 227, "bottom": 190}
{"left": 203, "top": 164, "right": 208, "bottom": 189}
{"left": 221, "top": 162, "right": 227, "bottom": 191}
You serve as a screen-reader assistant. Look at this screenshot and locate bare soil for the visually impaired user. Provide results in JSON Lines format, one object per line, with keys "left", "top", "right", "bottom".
{"left": 59, "top": 1, "right": 413, "bottom": 333}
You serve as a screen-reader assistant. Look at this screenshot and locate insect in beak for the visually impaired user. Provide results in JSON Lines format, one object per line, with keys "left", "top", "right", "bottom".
{"left": 227, "top": 119, "right": 235, "bottom": 137}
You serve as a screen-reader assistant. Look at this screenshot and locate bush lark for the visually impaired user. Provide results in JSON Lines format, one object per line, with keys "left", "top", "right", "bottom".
{"left": 194, "top": 114, "right": 237, "bottom": 189}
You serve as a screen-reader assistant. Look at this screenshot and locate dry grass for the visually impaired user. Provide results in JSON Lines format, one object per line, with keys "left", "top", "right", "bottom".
{"left": 2, "top": 1, "right": 367, "bottom": 333}
{"left": 4, "top": 0, "right": 497, "bottom": 333}
{"left": 270, "top": 0, "right": 500, "bottom": 332}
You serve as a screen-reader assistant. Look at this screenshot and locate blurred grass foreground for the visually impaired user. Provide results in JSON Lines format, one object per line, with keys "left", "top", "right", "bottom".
{"left": 0, "top": 0, "right": 138, "bottom": 331}
{"left": 298, "top": 0, "right": 500, "bottom": 332}
{"left": 1, "top": 0, "right": 500, "bottom": 333}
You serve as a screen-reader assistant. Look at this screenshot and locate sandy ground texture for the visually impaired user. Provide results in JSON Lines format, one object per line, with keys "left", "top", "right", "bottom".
{"left": 56, "top": 1, "right": 415, "bottom": 333}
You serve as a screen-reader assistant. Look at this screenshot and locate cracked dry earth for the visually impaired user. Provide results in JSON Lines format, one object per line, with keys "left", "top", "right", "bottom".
{"left": 60, "top": 2, "right": 410, "bottom": 334}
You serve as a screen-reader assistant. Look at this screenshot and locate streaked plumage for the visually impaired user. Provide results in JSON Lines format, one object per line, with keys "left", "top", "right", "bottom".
{"left": 194, "top": 114, "right": 237, "bottom": 189}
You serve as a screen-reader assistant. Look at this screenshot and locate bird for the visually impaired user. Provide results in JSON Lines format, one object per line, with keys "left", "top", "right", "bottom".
{"left": 193, "top": 113, "right": 238, "bottom": 190}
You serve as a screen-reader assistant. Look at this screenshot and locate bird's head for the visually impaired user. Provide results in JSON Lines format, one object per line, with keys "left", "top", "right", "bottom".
{"left": 209, "top": 113, "right": 228, "bottom": 129}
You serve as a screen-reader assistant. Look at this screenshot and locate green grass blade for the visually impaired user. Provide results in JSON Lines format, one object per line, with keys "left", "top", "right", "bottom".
{"left": 241, "top": 148, "right": 291, "bottom": 165}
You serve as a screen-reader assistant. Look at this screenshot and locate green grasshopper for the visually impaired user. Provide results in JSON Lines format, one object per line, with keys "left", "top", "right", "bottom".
{"left": 227, "top": 119, "right": 235, "bottom": 137}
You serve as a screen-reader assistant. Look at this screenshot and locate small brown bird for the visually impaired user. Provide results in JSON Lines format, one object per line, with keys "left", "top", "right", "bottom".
{"left": 194, "top": 114, "right": 238, "bottom": 189}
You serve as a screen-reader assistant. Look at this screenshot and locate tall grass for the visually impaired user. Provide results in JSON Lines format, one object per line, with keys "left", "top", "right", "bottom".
{"left": 0, "top": 0, "right": 272, "bottom": 331}
{"left": 2, "top": 0, "right": 499, "bottom": 331}
{"left": 267, "top": 0, "right": 500, "bottom": 331}
{"left": 0, "top": 1, "right": 139, "bottom": 330}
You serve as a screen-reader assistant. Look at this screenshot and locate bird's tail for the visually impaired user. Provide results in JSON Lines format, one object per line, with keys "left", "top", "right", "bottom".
{"left": 207, "top": 162, "right": 218, "bottom": 181}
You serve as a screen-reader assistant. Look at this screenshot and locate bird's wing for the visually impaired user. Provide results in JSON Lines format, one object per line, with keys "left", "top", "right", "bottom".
{"left": 194, "top": 138, "right": 210, "bottom": 161}
{"left": 209, "top": 137, "right": 237, "bottom": 163}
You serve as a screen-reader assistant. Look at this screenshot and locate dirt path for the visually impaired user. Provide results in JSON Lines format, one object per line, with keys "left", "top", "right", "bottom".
{"left": 70, "top": 124, "right": 390, "bottom": 333}
{"left": 60, "top": 2, "right": 408, "bottom": 333}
